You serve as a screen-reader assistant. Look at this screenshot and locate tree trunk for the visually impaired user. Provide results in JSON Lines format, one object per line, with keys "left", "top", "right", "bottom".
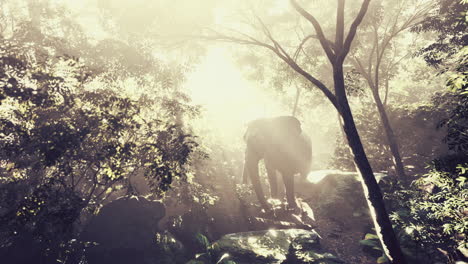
{"left": 353, "top": 58, "right": 407, "bottom": 181}
{"left": 383, "top": 77, "right": 389, "bottom": 106}
{"left": 333, "top": 65, "right": 407, "bottom": 264}
{"left": 371, "top": 89, "right": 407, "bottom": 182}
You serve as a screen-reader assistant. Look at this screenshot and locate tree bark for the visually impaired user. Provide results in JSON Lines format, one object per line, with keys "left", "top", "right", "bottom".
{"left": 371, "top": 88, "right": 407, "bottom": 182}
{"left": 354, "top": 57, "right": 407, "bottom": 181}
{"left": 333, "top": 64, "right": 407, "bottom": 264}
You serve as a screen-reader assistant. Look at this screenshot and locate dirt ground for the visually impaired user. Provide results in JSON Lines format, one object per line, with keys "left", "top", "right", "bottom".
{"left": 313, "top": 209, "right": 376, "bottom": 264}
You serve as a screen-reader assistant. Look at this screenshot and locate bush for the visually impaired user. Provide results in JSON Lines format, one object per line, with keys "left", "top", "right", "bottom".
{"left": 382, "top": 154, "right": 468, "bottom": 263}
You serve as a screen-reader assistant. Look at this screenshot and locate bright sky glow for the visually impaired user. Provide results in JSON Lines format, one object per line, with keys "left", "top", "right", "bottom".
{"left": 53, "top": 0, "right": 110, "bottom": 43}
{"left": 2, "top": 0, "right": 339, "bottom": 167}
{"left": 185, "top": 46, "right": 288, "bottom": 139}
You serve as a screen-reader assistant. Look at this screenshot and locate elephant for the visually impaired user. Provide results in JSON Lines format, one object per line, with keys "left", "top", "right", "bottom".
{"left": 242, "top": 116, "right": 312, "bottom": 210}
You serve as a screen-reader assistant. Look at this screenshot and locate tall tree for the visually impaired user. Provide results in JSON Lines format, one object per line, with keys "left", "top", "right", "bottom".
{"left": 203, "top": 0, "right": 407, "bottom": 262}
{"left": 350, "top": 0, "right": 432, "bottom": 181}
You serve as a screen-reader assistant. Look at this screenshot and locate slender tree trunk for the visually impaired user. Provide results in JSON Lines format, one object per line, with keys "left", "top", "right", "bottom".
{"left": 337, "top": 111, "right": 346, "bottom": 141}
{"left": 383, "top": 77, "right": 389, "bottom": 106}
{"left": 333, "top": 65, "right": 407, "bottom": 264}
{"left": 371, "top": 88, "right": 407, "bottom": 182}
{"left": 355, "top": 60, "right": 407, "bottom": 181}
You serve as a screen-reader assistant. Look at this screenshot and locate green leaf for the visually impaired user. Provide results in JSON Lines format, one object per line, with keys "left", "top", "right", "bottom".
{"left": 377, "top": 254, "right": 389, "bottom": 263}
{"left": 195, "top": 233, "right": 210, "bottom": 250}
{"left": 364, "top": 233, "right": 379, "bottom": 240}
{"left": 359, "top": 239, "right": 380, "bottom": 248}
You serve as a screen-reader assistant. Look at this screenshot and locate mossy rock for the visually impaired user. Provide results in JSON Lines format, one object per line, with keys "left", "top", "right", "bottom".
{"left": 211, "top": 229, "right": 345, "bottom": 264}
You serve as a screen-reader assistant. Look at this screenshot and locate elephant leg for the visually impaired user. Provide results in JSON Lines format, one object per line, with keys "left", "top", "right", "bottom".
{"left": 282, "top": 173, "right": 297, "bottom": 209}
{"left": 245, "top": 157, "right": 269, "bottom": 210}
{"left": 265, "top": 159, "right": 278, "bottom": 199}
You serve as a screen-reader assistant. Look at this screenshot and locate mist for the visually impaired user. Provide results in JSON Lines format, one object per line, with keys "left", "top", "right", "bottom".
{"left": 0, "top": 0, "right": 466, "bottom": 264}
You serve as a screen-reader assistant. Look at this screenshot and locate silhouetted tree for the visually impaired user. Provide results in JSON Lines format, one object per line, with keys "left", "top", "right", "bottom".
{"left": 202, "top": 0, "right": 407, "bottom": 262}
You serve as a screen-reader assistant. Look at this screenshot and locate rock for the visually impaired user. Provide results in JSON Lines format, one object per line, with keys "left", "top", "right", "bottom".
{"left": 82, "top": 195, "right": 165, "bottom": 248}
{"left": 296, "top": 171, "right": 370, "bottom": 219}
{"left": 237, "top": 198, "right": 317, "bottom": 232}
{"left": 457, "top": 243, "right": 468, "bottom": 261}
{"left": 283, "top": 233, "right": 346, "bottom": 264}
{"left": 207, "top": 229, "right": 345, "bottom": 264}
{"left": 81, "top": 195, "right": 186, "bottom": 264}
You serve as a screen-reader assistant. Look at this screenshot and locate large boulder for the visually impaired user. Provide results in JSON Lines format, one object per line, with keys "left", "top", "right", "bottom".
{"left": 81, "top": 195, "right": 186, "bottom": 264}
{"left": 190, "top": 229, "right": 345, "bottom": 264}
{"left": 283, "top": 232, "right": 346, "bottom": 264}
{"left": 295, "top": 170, "right": 388, "bottom": 263}
{"left": 296, "top": 170, "right": 387, "bottom": 219}
{"left": 81, "top": 195, "right": 165, "bottom": 247}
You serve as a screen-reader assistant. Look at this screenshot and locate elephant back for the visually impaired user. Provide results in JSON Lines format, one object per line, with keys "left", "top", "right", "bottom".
{"left": 244, "top": 116, "right": 301, "bottom": 141}
{"left": 244, "top": 116, "right": 312, "bottom": 175}
{"left": 268, "top": 131, "right": 312, "bottom": 175}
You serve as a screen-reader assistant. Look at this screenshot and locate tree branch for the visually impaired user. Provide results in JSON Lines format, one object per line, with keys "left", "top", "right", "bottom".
{"left": 293, "top": 34, "right": 336, "bottom": 60}
{"left": 352, "top": 56, "right": 375, "bottom": 91}
{"left": 341, "top": 0, "right": 371, "bottom": 61}
{"left": 200, "top": 30, "right": 339, "bottom": 110}
{"left": 254, "top": 14, "right": 294, "bottom": 61}
{"left": 289, "top": 0, "right": 336, "bottom": 63}
{"left": 335, "top": 0, "right": 345, "bottom": 50}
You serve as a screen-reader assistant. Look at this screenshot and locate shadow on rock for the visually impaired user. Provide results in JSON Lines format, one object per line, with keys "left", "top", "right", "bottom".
{"left": 81, "top": 195, "right": 187, "bottom": 264}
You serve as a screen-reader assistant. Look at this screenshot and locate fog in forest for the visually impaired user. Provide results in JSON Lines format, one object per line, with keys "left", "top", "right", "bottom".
{"left": 0, "top": 1, "right": 466, "bottom": 264}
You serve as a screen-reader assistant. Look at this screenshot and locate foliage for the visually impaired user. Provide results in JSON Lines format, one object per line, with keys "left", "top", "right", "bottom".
{"left": 0, "top": 38, "right": 200, "bottom": 262}
{"left": 361, "top": 158, "right": 467, "bottom": 264}
{"left": 446, "top": 47, "right": 468, "bottom": 93}
{"left": 0, "top": 48, "right": 198, "bottom": 195}
{"left": 438, "top": 93, "right": 468, "bottom": 153}
{"left": 186, "top": 233, "right": 237, "bottom": 264}
{"left": 412, "top": 0, "right": 468, "bottom": 67}
{"left": 330, "top": 94, "right": 450, "bottom": 174}
{"left": 360, "top": 220, "right": 444, "bottom": 264}
{"left": 359, "top": 232, "right": 389, "bottom": 264}
{"left": 344, "top": 69, "right": 367, "bottom": 97}
{"left": 381, "top": 155, "right": 468, "bottom": 263}
{"left": 370, "top": 16, "right": 468, "bottom": 262}
{"left": 438, "top": 47, "right": 468, "bottom": 153}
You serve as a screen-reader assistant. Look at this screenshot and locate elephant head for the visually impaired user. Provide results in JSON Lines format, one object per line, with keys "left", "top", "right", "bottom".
{"left": 242, "top": 116, "right": 312, "bottom": 210}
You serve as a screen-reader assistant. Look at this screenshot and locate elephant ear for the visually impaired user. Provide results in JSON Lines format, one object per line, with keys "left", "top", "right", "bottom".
{"left": 243, "top": 118, "right": 267, "bottom": 141}
{"left": 273, "top": 116, "right": 302, "bottom": 136}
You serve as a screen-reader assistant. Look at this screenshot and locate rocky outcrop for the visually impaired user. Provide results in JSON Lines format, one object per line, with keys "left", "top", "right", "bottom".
{"left": 296, "top": 170, "right": 389, "bottom": 219}
{"left": 188, "top": 229, "right": 345, "bottom": 264}
{"left": 294, "top": 171, "right": 383, "bottom": 263}
{"left": 81, "top": 195, "right": 186, "bottom": 264}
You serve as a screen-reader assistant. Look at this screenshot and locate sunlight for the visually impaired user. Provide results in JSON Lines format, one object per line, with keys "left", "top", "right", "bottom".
{"left": 306, "top": 170, "right": 358, "bottom": 183}
{"left": 52, "top": 0, "right": 110, "bottom": 43}
{"left": 185, "top": 46, "right": 288, "bottom": 137}
{"left": 269, "top": 0, "right": 290, "bottom": 15}
{"left": 306, "top": 170, "right": 388, "bottom": 184}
